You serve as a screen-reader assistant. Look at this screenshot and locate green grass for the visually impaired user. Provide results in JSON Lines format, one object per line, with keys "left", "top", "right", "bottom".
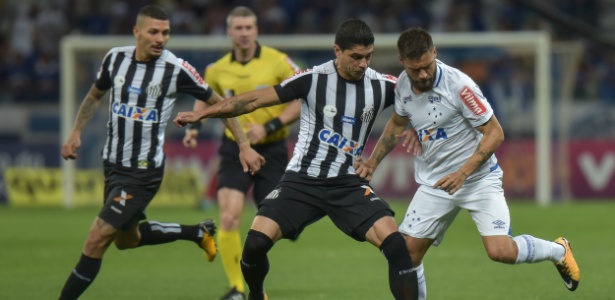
{"left": 0, "top": 201, "right": 613, "bottom": 299}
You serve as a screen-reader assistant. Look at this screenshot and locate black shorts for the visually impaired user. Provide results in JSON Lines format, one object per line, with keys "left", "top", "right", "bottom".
{"left": 257, "top": 171, "right": 394, "bottom": 241}
{"left": 98, "top": 161, "right": 164, "bottom": 230}
{"left": 217, "top": 136, "right": 288, "bottom": 205}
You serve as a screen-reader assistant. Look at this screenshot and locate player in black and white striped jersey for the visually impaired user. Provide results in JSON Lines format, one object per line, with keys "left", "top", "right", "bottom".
{"left": 57, "top": 5, "right": 264, "bottom": 300}
{"left": 175, "top": 19, "right": 420, "bottom": 300}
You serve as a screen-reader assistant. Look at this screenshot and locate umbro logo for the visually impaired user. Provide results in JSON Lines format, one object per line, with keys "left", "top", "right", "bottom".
{"left": 492, "top": 219, "right": 506, "bottom": 229}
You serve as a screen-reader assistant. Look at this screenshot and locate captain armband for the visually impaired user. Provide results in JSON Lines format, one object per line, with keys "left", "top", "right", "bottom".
{"left": 264, "top": 117, "right": 283, "bottom": 135}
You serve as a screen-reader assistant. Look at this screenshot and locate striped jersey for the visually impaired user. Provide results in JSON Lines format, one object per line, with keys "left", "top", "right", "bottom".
{"left": 205, "top": 44, "right": 300, "bottom": 144}
{"left": 95, "top": 46, "right": 212, "bottom": 169}
{"left": 274, "top": 60, "right": 396, "bottom": 178}
{"left": 394, "top": 59, "right": 500, "bottom": 186}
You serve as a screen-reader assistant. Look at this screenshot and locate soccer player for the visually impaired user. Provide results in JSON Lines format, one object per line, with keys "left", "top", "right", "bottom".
{"left": 58, "top": 5, "right": 264, "bottom": 299}
{"left": 174, "top": 19, "right": 419, "bottom": 300}
{"left": 354, "top": 27, "right": 581, "bottom": 299}
{"left": 182, "top": 7, "right": 301, "bottom": 300}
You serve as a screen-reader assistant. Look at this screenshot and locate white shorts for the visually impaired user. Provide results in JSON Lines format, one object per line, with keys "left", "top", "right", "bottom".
{"left": 398, "top": 169, "right": 510, "bottom": 246}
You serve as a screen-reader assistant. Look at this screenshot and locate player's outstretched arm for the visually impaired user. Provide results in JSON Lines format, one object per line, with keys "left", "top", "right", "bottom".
{"left": 355, "top": 113, "right": 410, "bottom": 181}
{"left": 61, "top": 84, "right": 107, "bottom": 160}
{"left": 173, "top": 87, "right": 282, "bottom": 127}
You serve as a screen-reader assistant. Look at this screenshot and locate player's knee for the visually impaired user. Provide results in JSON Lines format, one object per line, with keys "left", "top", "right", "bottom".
{"left": 242, "top": 229, "right": 274, "bottom": 262}
{"left": 220, "top": 210, "right": 241, "bottom": 230}
{"left": 380, "top": 232, "right": 413, "bottom": 267}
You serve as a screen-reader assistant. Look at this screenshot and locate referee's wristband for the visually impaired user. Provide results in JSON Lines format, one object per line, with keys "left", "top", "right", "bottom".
{"left": 264, "top": 118, "right": 283, "bottom": 135}
{"left": 187, "top": 121, "right": 202, "bottom": 131}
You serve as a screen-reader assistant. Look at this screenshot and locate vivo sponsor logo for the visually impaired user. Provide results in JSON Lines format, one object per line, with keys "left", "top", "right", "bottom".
{"left": 281, "top": 68, "right": 312, "bottom": 86}
{"left": 459, "top": 86, "right": 487, "bottom": 115}
{"left": 112, "top": 102, "right": 159, "bottom": 123}
{"left": 578, "top": 152, "right": 615, "bottom": 190}
{"left": 318, "top": 128, "right": 364, "bottom": 156}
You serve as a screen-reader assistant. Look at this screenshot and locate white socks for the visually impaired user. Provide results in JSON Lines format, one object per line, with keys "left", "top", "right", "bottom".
{"left": 513, "top": 234, "right": 565, "bottom": 264}
{"left": 414, "top": 262, "right": 426, "bottom": 300}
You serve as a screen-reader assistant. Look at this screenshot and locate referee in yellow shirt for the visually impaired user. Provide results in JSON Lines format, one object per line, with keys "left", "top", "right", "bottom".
{"left": 183, "top": 6, "right": 301, "bottom": 300}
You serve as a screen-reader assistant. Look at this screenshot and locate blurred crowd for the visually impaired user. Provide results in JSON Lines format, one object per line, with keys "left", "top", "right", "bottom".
{"left": 0, "top": 0, "right": 613, "bottom": 105}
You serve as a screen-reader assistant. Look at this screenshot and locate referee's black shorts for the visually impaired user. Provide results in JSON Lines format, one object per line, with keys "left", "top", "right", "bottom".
{"left": 217, "top": 136, "right": 289, "bottom": 205}
{"left": 257, "top": 171, "right": 395, "bottom": 242}
{"left": 98, "top": 161, "right": 164, "bottom": 230}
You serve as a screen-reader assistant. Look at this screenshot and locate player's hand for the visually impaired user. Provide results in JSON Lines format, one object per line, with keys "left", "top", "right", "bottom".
{"left": 354, "top": 156, "right": 375, "bottom": 181}
{"left": 245, "top": 123, "right": 266, "bottom": 144}
{"left": 398, "top": 129, "right": 422, "bottom": 155}
{"left": 238, "top": 142, "right": 265, "bottom": 175}
{"left": 174, "top": 111, "right": 201, "bottom": 128}
{"left": 433, "top": 171, "right": 469, "bottom": 195}
{"left": 183, "top": 128, "right": 199, "bottom": 149}
{"left": 61, "top": 132, "right": 82, "bottom": 160}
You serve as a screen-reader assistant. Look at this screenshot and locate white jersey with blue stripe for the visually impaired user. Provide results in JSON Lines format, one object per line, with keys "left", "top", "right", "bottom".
{"left": 394, "top": 59, "right": 500, "bottom": 186}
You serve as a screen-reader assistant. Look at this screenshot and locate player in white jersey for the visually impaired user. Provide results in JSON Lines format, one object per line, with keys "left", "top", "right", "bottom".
{"left": 355, "top": 27, "right": 580, "bottom": 298}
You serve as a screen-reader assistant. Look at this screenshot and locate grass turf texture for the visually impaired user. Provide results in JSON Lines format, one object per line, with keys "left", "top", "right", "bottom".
{"left": 0, "top": 201, "right": 612, "bottom": 299}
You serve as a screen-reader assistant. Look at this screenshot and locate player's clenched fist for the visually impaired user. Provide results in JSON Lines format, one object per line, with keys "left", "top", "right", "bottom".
{"left": 173, "top": 111, "right": 201, "bottom": 127}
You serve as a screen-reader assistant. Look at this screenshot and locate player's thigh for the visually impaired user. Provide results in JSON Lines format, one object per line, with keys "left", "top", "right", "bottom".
{"left": 99, "top": 164, "right": 162, "bottom": 231}
{"left": 252, "top": 141, "right": 288, "bottom": 205}
{"left": 399, "top": 185, "right": 461, "bottom": 246}
{"left": 460, "top": 176, "right": 510, "bottom": 238}
{"left": 257, "top": 177, "right": 325, "bottom": 240}
{"left": 324, "top": 179, "right": 394, "bottom": 242}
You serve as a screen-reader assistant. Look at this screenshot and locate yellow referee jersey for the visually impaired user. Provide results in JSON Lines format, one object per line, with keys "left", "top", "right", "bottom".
{"left": 205, "top": 44, "right": 300, "bottom": 144}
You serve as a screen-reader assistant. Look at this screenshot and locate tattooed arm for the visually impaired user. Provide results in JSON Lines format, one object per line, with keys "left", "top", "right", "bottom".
{"left": 61, "top": 84, "right": 107, "bottom": 160}
{"left": 355, "top": 112, "right": 411, "bottom": 181}
{"left": 433, "top": 115, "right": 504, "bottom": 194}
{"left": 174, "top": 87, "right": 283, "bottom": 126}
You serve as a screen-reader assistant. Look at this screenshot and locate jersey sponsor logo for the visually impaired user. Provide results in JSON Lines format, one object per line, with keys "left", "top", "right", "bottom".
{"left": 341, "top": 115, "right": 356, "bottom": 124}
{"left": 428, "top": 95, "right": 441, "bottom": 104}
{"left": 361, "top": 106, "right": 374, "bottom": 123}
{"left": 459, "top": 86, "right": 487, "bottom": 115}
{"left": 402, "top": 95, "right": 412, "bottom": 103}
{"left": 281, "top": 68, "right": 312, "bottom": 86}
{"left": 382, "top": 74, "right": 397, "bottom": 83}
{"left": 492, "top": 219, "right": 506, "bottom": 230}
{"left": 318, "top": 128, "right": 364, "bottom": 156}
{"left": 181, "top": 60, "right": 205, "bottom": 85}
{"left": 323, "top": 105, "right": 337, "bottom": 117}
{"left": 127, "top": 86, "right": 142, "bottom": 95}
{"left": 112, "top": 102, "right": 159, "bottom": 123}
{"left": 418, "top": 128, "right": 448, "bottom": 142}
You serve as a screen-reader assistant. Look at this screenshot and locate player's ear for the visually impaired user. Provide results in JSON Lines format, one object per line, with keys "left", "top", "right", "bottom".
{"left": 133, "top": 26, "right": 139, "bottom": 38}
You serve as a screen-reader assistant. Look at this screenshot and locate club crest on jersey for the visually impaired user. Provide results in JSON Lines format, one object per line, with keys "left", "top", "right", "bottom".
{"left": 147, "top": 82, "right": 162, "bottom": 98}
{"left": 418, "top": 128, "right": 448, "bottom": 142}
{"left": 112, "top": 102, "right": 159, "bottom": 123}
{"left": 323, "top": 105, "right": 337, "bottom": 117}
{"left": 318, "top": 128, "right": 363, "bottom": 156}
{"left": 460, "top": 86, "right": 487, "bottom": 116}
{"left": 361, "top": 106, "right": 374, "bottom": 123}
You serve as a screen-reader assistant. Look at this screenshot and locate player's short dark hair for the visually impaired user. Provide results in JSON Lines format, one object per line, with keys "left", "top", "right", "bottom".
{"left": 335, "top": 19, "right": 374, "bottom": 51}
{"left": 397, "top": 27, "right": 434, "bottom": 60}
{"left": 138, "top": 4, "right": 169, "bottom": 21}
{"left": 227, "top": 6, "right": 257, "bottom": 26}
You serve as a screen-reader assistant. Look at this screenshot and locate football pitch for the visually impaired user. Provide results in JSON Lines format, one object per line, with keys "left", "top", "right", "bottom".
{"left": 0, "top": 201, "right": 612, "bottom": 299}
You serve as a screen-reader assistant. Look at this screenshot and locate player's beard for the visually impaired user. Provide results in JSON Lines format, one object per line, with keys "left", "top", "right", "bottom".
{"left": 411, "top": 76, "right": 435, "bottom": 93}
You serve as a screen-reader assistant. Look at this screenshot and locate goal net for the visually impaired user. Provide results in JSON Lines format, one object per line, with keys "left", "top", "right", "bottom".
{"left": 59, "top": 32, "right": 554, "bottom": 208}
